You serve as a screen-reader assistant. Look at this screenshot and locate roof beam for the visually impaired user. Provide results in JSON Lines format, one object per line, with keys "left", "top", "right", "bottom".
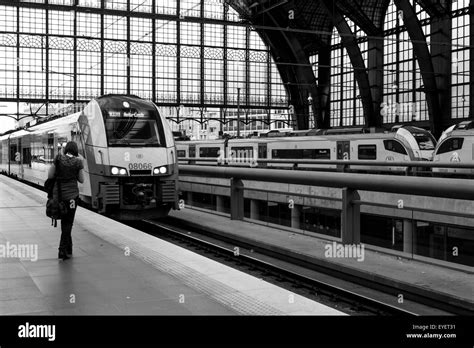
{"left": 394, "top": 0, "right": 442, "bottom": 136}
{"left": 321, "top": 0, "right": 376, "bottom": 127}
{"left": 262, "top": 10, "right": 321, "bottom": 129}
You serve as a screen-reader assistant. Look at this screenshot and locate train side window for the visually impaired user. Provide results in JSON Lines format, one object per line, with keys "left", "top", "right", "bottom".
{"left": 199, "top": 147, "right": 220, "bottom": 157}
{"left": 271, "top": 149, "right": 330, "bottom": 159}
{"left": 177, "top": 150, "right": 186, "bottom": 158}
{"left": 436, "top": 138, "right": 464, "bottom": 154}
{"left": 311, "top": 149, "right": 330, "bottom": 159}
{"left": 199, "top": 147, "right": 220, "bottom": 158}
{"left": 231, "top": 146, "right": 254, "bottom": 159}
{"left": 383, "top": 140, "right": 407, "bottom": 155}
{"left": 358, "top": 144, "right": 377, "bottom": 160}
{"left": 9, "top": 144, "right": 18, "bottom": 162}
{"left": 272, "top": 149, "right": 302, "bottom": 159}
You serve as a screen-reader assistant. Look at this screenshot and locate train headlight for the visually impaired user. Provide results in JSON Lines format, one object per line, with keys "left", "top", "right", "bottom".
{"left": 111, "top": 166, "right": 127, "bottom": 176}
{"left": 153, "top": 166, "right": 168, "bottom": 175}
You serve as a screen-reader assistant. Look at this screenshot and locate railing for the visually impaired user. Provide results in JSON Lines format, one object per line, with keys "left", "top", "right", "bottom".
{"left": 179, "top": 165, "right": 474, "bottom": 246}
{"left": 178, "top": 157, "right": 474, "bottom": 169}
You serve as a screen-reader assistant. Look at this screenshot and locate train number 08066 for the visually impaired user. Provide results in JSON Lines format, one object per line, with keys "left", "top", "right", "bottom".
{"left": 128, "top": 163, "right": 152, "bottom": 170}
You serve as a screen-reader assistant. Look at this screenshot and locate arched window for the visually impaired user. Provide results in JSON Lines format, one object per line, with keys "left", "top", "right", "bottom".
{"left": 0, "top": 0, "right": 288, "bottom": 130}
{"left": 329, "top": 18, "right": 367, "bottom": 127}
{"left": 382, "top": 0, "right": 429, "bottom": 124}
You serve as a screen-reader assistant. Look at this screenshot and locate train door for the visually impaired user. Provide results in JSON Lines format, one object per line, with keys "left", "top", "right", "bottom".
{"left": 258, "top": 143, "right": 267, "bottom": 167}
{"left": 189, "top": 144, "right": 196, "bottom": 158}
{"left": 337, "top": 141, "right": 350, "bottom": 160}
{"left": 17, "top": 137, "right": 24, "bottom": 179}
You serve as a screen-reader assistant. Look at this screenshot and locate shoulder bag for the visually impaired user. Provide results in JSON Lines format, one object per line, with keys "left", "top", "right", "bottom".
{"left": 45, "top": 155, "right": 68, "bottom": 226}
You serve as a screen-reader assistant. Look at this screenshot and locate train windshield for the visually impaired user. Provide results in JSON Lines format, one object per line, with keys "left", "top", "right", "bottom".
{"left": 412, "top": 133, "right": 436, "bottom": 150}
{"left": 98, "top": 96, "right": 166, "bottom": 147}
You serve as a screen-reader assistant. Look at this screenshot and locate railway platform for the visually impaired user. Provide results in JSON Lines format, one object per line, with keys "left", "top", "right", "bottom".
{"left": 168, "top": 207, "right": 474, "bottom": 314}
{"left": 0, "top": 174, "right": 343, "bottom": 316}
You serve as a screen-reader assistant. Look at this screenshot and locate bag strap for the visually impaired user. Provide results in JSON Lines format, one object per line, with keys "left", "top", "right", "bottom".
{"left": 54, "top": 155, "right": 63, "bottom": 202}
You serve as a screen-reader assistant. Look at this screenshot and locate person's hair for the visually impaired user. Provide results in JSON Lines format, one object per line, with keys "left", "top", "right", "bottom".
{"left": 64, "top": 141, "right": 79, "bottom": 157}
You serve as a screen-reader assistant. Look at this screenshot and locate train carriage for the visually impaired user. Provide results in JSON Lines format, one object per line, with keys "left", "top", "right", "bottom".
{"left": 433, "top": 121, "right": 474, "bottom": 176}
{"left": 176, "top": 125, "right": 436, "bottom": 173}
{"left": 0, "top": 95, "right": 179, "bottom": 220}
{"left": 177, "top": 139, "right": 225, "bottom": 165}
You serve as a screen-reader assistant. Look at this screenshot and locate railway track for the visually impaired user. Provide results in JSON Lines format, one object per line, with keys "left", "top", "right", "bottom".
{"left": 133, "top": 218, "right": 428, "bottom": 316}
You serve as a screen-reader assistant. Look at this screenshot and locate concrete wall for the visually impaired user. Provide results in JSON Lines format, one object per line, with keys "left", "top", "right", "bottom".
{"left": 179, "top": 175, "right": 474, "bottom": 227}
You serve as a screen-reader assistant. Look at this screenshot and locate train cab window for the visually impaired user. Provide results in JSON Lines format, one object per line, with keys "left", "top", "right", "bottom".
{"left": 177, "top": 150, "right": 186, "bottom": 158}
{"left": 358, "top": 145, "right": 377, "bottom": 160}
{"left": 199, "top": 147, "right": 220, "bottom": 158}
{"left": 413, "top": 133, "right": 436, "bottom": 150}
{"left": 383, "top": 140, "right": 407, "bottom": 155}
{"left": 436, "top": 138, "right": 464, "bottom": 155}
{"left": 99, "top": 96, "right": 166, "bottom": 147}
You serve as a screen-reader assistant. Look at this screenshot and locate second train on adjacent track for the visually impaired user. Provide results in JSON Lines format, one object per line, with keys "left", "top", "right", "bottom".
{"left": 176, "top": 125, "right": 437, "bottom": 173}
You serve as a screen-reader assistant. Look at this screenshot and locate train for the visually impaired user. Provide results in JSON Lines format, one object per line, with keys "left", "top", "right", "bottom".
{"left": 176, "top": 125, "right": 437, "bottom": 173}
{"left": 0, "top": 95, "right": 179, "bottom": 220}
{"left": 432, "top": 120, "right": 474, "bottom": 175}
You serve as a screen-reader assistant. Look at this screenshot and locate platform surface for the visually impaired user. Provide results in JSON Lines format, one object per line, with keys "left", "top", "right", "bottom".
{"left": 0, "top": 175, "right": 343, "bottom": 316}
{"left": 169, "top": 207, "right": 474, "bottom": 310}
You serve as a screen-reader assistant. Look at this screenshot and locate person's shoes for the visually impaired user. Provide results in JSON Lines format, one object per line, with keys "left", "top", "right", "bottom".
{"left": 58, "top": 250, "right": 70, "bottom": 260}
{"left": 67, "top": 245, "right": 73, "bottom": 257}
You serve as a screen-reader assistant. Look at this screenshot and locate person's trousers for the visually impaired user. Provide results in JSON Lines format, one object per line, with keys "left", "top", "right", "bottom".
{"left": 59, "top": 197, "right": 78, "bottom": 253}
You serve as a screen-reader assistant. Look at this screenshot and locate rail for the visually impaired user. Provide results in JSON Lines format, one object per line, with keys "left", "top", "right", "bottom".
{"left": 179, "top": 165, "right": 474, "bottom": 245}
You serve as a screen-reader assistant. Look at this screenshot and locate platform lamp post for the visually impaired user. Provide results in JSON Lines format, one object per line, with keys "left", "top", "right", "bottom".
{"left": 237, "top": 87, "right": 241, "bottom": 138}
{"left": 307, "top": 94, "right": 314, "bottom": 129}
{"left": 288, "top": 104, "right": 294, "bottom": 129}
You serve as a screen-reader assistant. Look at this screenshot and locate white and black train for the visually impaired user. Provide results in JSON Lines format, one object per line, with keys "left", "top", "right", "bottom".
{"left": 0, "top": 95, "right": 179, "bottom": 219}
{"left": 176, "top": 125, "right": 437, "bottom": 173}
{"left": 432, "top": 120, "right": 474, "bottom": 176}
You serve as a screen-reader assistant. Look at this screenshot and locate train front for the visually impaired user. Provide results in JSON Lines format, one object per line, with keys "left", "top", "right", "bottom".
{"left": 78, "top": 95, "right": 178, "bottom": 220}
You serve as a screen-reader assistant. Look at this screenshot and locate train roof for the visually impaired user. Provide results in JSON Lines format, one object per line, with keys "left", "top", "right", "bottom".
{"left": 176, "top": 139, "right": 225, "bottom": 144}
{"left": 0, "top": 95, "right": 155, "bottom": 139}
{"left": 175, "top": 132, "right": 399, "bottom": 145}
{"left": 443, "top": 129, "right": 474, "bottom": 137}
{"left": 1, "top": 111, "right": 82, "bottom": 140}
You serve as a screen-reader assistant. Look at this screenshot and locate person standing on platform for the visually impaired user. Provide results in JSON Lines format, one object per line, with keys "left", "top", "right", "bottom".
{"left": 47, "top": 141, "right": 84, "bottom": 260}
